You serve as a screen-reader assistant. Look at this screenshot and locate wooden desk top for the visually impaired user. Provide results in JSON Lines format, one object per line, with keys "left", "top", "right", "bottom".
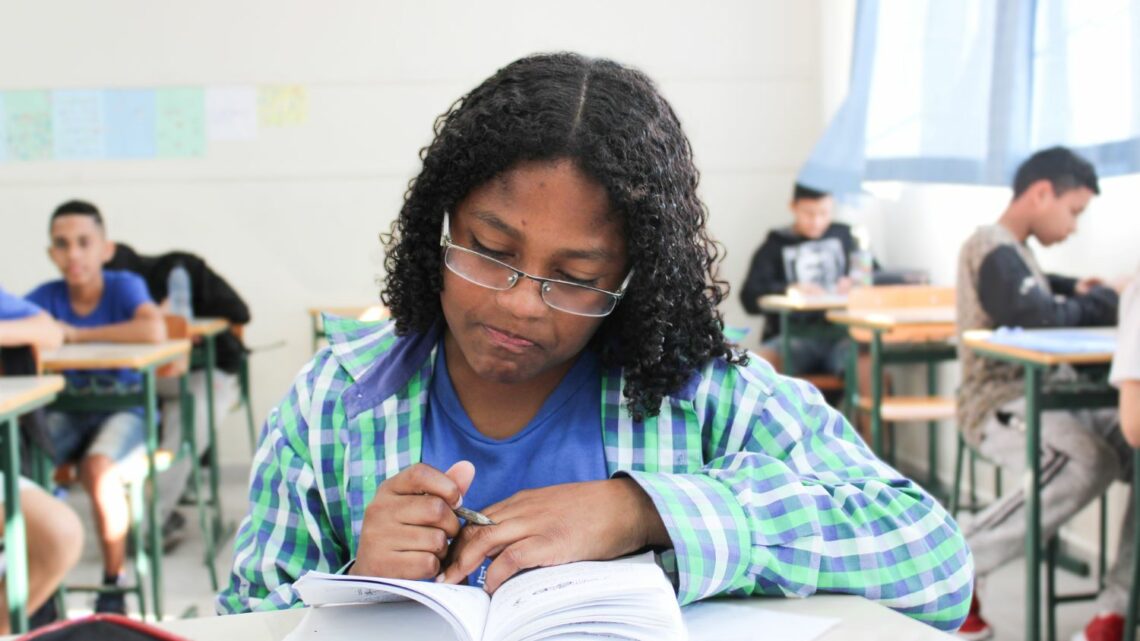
{"left": 72, "top": 593, "right": 953, "bottom": 641}
{"left": 308, "top": 305, "right": 389, "bottom": 322}
{"left": 826, "top": 307, "right": 956, "bottom": 330}
{"left": 759, "top": 294, "right": 849, "bottom": 313}
{"left": 188, "top": 318, "right": 230, "bottom": 338}
{"left": 0, "top": 375, "right": 66, "bottom": 416}
{"left": 963, "top": 328, "right": 1117, "bottom": 366}
{"left": 41, "top": 340, "right": 192, "bottom": 372}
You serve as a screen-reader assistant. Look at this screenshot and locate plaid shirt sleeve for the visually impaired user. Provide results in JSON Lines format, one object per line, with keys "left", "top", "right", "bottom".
{"left": 622, "top": 358, "right": 973, "bottom": 631}
{"left": 215, "top": 355, "right": 350, "bottom": 614}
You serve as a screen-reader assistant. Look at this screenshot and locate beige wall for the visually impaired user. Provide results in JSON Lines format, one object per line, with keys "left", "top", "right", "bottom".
{"left": 0, "top": 1, "right": 830, "bottom": 463}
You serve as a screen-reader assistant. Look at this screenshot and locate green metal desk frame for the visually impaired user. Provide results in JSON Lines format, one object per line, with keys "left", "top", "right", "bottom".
{"left": 967, "top": 343, "right": 1118, "bottom": 641}
{"left": 48, "top": 349, "right": 189, "bottom": 623}
{"left": 774, "top": 310, "right": 849, "bottom": 378}
{"left": 0, "top": 379, "right": 63, "bottom": 633}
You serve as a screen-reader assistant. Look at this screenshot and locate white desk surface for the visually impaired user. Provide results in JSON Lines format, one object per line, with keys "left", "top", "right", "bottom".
{"left": 0, "top": 375, "right": 65, "bottom": 416}
{"left": 80, "top": 594, "right": 954, "bottom": 641}
{"left": 41, "top": 340, "right": 191, "bottom": 371}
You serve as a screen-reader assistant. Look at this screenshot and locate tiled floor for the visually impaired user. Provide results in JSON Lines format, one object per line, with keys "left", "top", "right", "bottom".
{"left": 50, "top": 465, "right": 1114, "bottom": 640}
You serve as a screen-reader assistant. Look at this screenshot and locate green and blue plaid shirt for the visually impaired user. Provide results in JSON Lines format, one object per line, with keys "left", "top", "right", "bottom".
{"left": 218, "top": 317, "right": 972, "bottom": 630}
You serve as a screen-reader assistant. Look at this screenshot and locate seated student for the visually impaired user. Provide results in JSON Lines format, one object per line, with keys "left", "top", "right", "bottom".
{"left": 0, "top": 288, "right": 84, "bottom": 632}
{"left": 105, "top": 242, "right": 251, "bottom": 549}
{"left": 1115, "top": 269, "right": 1140, "bottom": 447}
{"left": 739, "top": 183, "right": 860, "bottom": 376}
{"left": 27, "top": 200, "right": 166, "bottom": 615}
{"left": 217, "top": 53, "right": 972, "bottom": 630}
{"left": 955, "top": 147, "right": 1126, "bottom": 641}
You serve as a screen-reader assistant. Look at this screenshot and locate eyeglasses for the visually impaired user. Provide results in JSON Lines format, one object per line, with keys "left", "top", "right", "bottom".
{"left": 439, "top": 218, "right": 633, "bottom": 318}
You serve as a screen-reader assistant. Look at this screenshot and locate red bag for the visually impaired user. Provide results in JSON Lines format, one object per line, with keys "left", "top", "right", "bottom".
{"left": 18, "top": 614, "right": 191, "bottom": 640}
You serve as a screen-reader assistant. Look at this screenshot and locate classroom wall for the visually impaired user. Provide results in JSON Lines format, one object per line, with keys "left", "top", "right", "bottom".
{"left": 0, "top": 1, "right": 833, "bottom": 464}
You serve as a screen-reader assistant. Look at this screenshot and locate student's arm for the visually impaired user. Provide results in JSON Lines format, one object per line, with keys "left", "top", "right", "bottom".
{"left": 1120, "top": 382, "right": 1140, "bottom": 447}
{"left": 64, "top": 302, "right": 166, "bottom": 344}
{"left": 739, "top": 238, "right": 786, "bottom": 315}
{"left": 0, "top": 311, "right": 64, "bottom": 351}
{"left": 1113, "top": 279, "right": 1140, "bottom": 446}
{"left": 217, "top": 358, "right": 347, "bottom": 614}
{"left": 622, "top": 362, "right": 972, "bottom": 631}
{"left": 977, "top": 246, "right": 1118, "bottom": 327}
{"left": 1047, "top": 274, "right": 1078, "bottom": 297}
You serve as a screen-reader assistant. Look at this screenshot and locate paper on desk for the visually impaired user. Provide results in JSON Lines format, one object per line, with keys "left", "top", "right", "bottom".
{"left": 990, "top": 327, "right": 1116, "bottom": 354}
{"left": 683, "top": 600, "right": 839, "bottom": 641}
{"left": 283, "top": 601, "right": 461, "bottom": 641}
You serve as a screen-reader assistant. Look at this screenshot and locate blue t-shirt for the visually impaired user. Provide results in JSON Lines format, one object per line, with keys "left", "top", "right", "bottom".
{"left": 0, "top": 286, "right": 44, "bottom": 321}
{"left": 27, "top": 270, "right": 153, "bottom": 389}
{"left": 421, "top": 342, "right": 607, "bottom": 587}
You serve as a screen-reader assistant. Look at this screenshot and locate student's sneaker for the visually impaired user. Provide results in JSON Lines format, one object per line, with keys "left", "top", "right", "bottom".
{"left": 162, "top": 510, "right": 188, "bottom": 553}
{"left": 28, "top": 598, "right": 58, "bottom": 629}
{"left": 956, "top": 592, "right": 993, "bottom": 640}
{"left": 1071, "top": 612, "right": 1124, "bottom": 641}
{"left": 94, "top": 590, "right": 127, "bottom": 615}
{"left": 94, "top": 574, "right": 128, "bottom": 615}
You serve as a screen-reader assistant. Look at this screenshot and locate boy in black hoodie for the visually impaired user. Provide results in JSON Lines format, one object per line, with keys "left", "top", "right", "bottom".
{"left": 740, "top": 183, "right": 857, "bottom": 376}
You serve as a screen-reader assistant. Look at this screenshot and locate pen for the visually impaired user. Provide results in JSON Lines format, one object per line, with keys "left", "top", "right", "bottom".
{"left": 454, "top": 505, "right": 495, "bottom": 526}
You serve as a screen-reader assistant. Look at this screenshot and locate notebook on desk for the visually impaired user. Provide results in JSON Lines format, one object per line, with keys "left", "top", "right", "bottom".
{"left": 285, "top": 552, "right": 841, "bottom": 641}
{"left": 289, "top": 553, "right": 684, "bottom": 641}
{"left": 989, "top": 327, "right": 1116, "bottom": 354}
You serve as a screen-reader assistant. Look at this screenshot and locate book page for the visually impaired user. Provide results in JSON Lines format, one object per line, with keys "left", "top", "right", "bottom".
{"left": 294, "top": 571, "right": 490, "bottom": 641}
{"left": 283, "top": 600, "right": 461, "bottom": 641}
{"left": 482, "top": 554, "right": 685, "bottom": 641}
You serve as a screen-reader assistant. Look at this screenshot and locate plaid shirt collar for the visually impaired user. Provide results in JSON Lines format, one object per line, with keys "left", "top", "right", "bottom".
{"left": 328, "top": 314, "right": 703, "bottom": 419}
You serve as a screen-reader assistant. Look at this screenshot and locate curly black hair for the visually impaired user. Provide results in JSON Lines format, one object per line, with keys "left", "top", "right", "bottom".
{"left": 381, "top": 52, "right": 744, "bottom": 419}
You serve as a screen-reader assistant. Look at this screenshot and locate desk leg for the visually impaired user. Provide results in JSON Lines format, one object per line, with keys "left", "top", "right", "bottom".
{"left": 204, "top": 336, "right": 224, "bottom": 545}
{"left": 143, "top": 369, "right": 163, "bottom": 622}
{"left": 870, "top": 330, "right": 884, "bottom": 456}
{"left": 4, "top": 416, "right": 28, "bottom": 633}
{"left": 1025, "top": 365, "right": 1043, "bottom": 641}
{"left": 844, "top": 333, "right": 858, "bottom": 421}
{"left": 927, "top": 363, "right": 939, "bottom": 493}
{"left": 779, "top": 311, "right": 792, "bottom": 375}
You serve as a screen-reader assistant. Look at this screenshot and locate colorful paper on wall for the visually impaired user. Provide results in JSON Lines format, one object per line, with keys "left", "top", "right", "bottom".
{"left": 4, "top": 90, "right": 52, "bottom": 161}
{"left": 156, "top": 87, "right": 205, "bottom": 157}
{"left": 0, "top": 94, "right": 7, "bottom": 162}
{"left": 206, "top": 86, "right": 257, "bottom": 141}
{"left": 258, "top": 85, "right": 308, "bottom": 126}
{"left": 105, "top": 89, "right": 157, "bottom": 159}
{"left": 53, "top": 89, "right": 106, "bottom": 160}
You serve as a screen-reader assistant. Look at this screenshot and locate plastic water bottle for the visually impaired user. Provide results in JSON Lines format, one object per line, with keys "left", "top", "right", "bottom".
{"left": 168, "top": 262, "right": 194, "bottom": 320}
{"left": 848, "top": 226, "right": 874, "bottom": 288}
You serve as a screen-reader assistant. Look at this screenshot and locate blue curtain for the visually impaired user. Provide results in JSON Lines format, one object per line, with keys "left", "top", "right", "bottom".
{"left": 799, "top": 0, "right": 1140, "bottom": 193}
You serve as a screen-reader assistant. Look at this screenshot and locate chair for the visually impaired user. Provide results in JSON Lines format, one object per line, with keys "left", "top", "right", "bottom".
{"left": 949, "top": 433, "right": 1004, "bottom": 517}
{"left": 843, "top": 285, "right": 957, "bottom": 493}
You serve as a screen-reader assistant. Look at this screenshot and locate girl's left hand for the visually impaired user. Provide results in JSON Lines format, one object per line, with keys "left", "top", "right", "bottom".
{"left": 438, "top": 478, "right": 669, "bottom": 593}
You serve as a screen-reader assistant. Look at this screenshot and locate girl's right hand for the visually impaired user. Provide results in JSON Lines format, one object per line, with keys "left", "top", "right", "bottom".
{"left": 349, "top": 461, "right": 475, "bottom": 579}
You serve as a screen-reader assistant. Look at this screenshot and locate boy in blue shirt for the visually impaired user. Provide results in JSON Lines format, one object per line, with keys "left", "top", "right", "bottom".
{"left": 26, "top": 200, "right": 165, "bottom": 615}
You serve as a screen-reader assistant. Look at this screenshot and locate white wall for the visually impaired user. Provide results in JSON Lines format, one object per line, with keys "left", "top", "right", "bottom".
{"left": 0, "top": 1, "right": 829, "bottom": 463}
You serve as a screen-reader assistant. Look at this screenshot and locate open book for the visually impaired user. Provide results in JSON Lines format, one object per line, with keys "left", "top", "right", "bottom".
{"left": 291, "top": 552, "right": 686, "bottom": 641}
